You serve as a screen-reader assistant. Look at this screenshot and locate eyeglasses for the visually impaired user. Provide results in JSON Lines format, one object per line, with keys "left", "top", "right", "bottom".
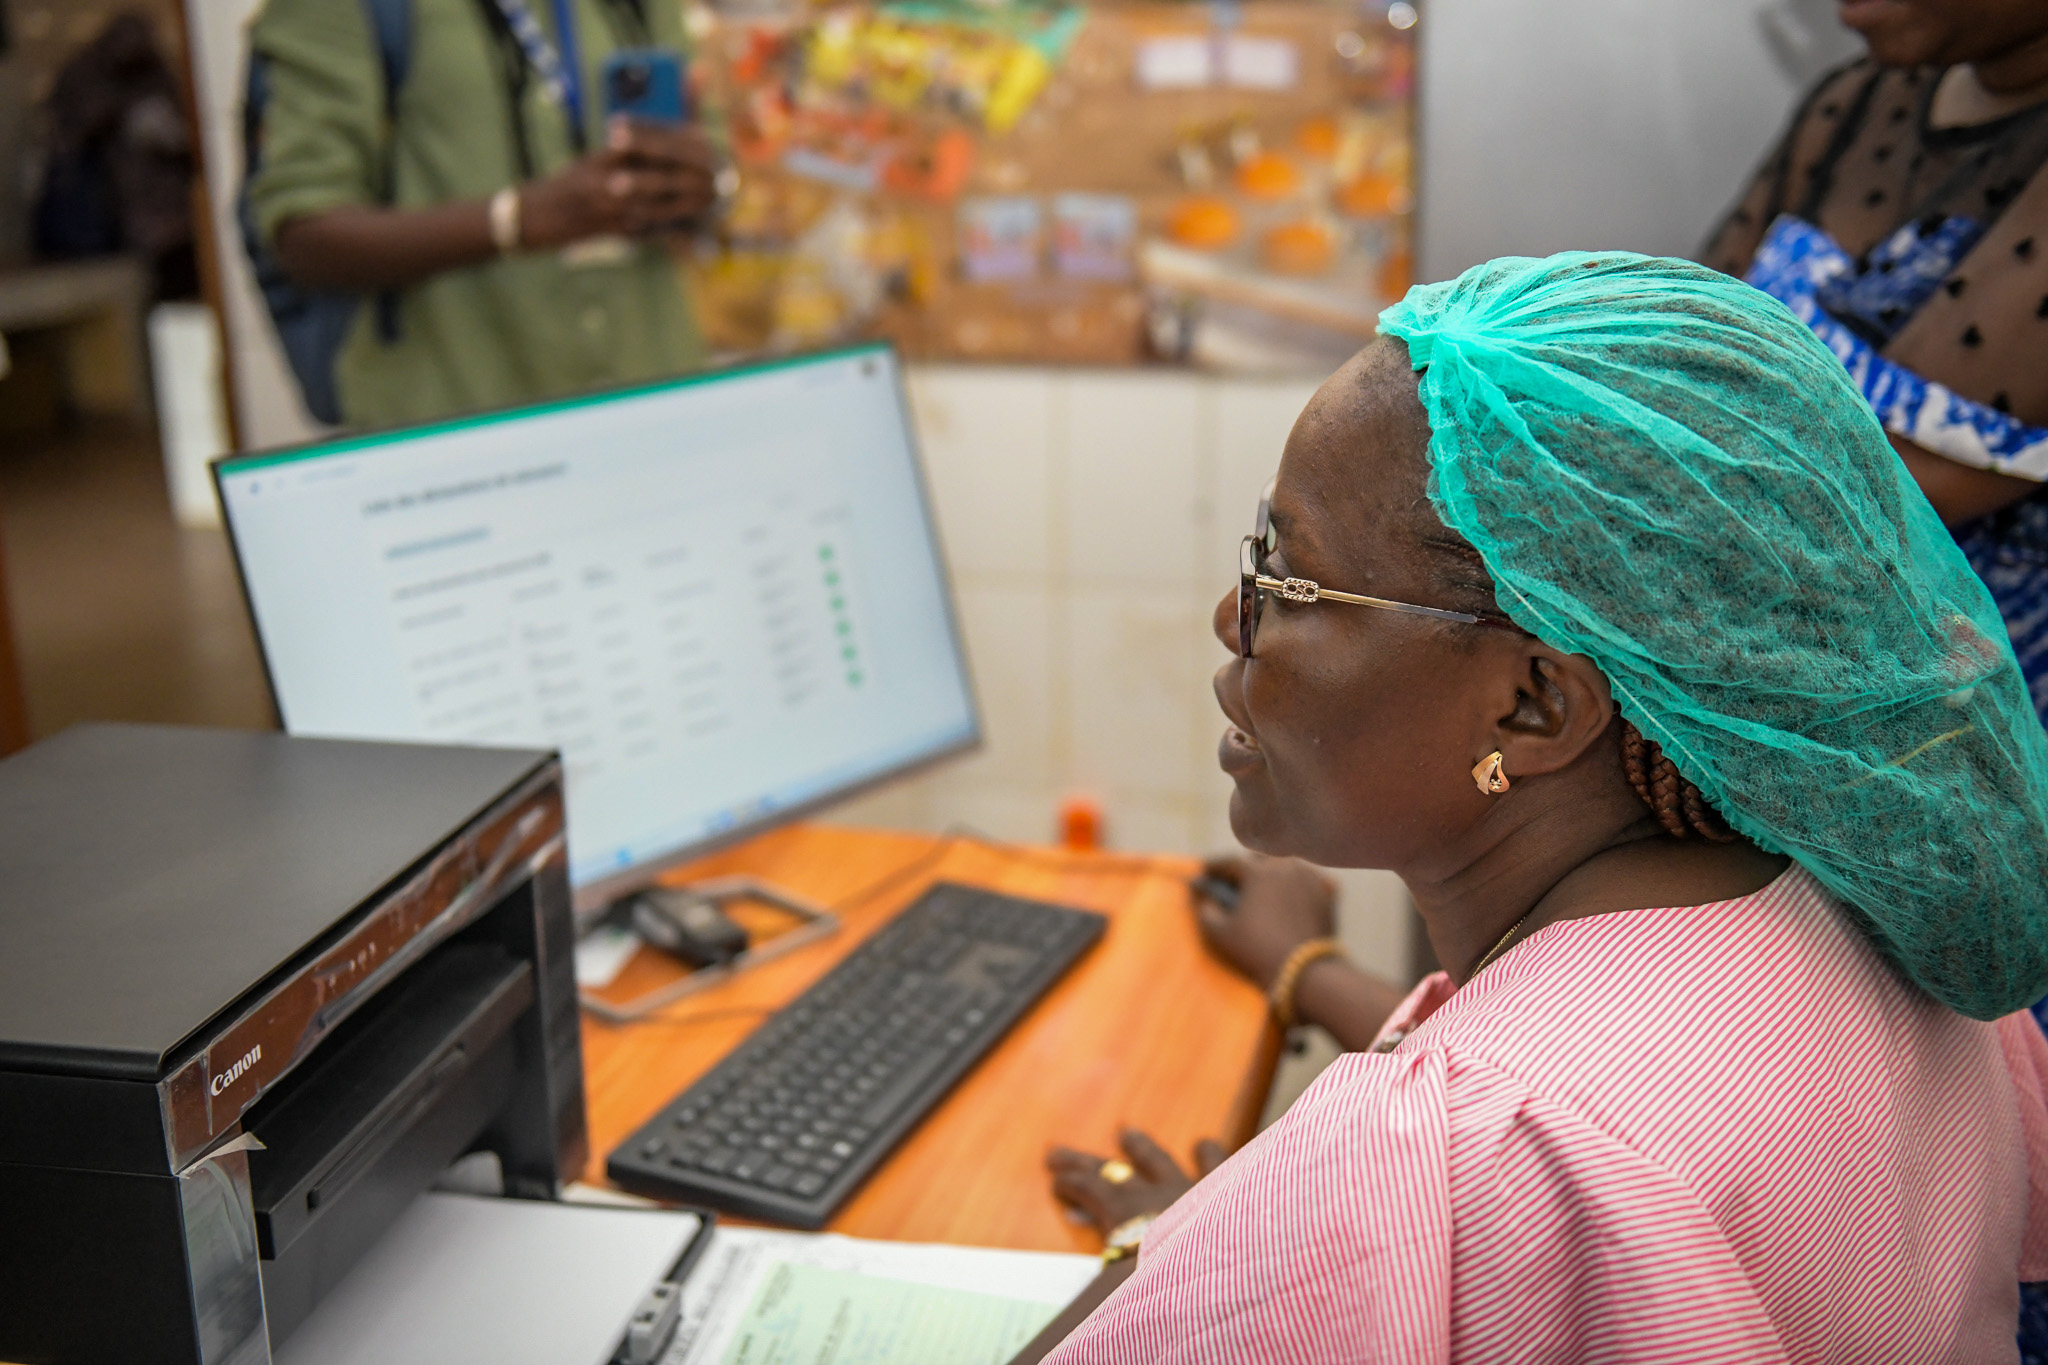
{"left": 1236, "top": 495, "right": 1522, "bottom": 658}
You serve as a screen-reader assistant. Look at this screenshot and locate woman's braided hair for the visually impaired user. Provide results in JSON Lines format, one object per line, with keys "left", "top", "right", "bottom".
{"left": 1619, "top": 720, "right": 1736, "bottom": 842}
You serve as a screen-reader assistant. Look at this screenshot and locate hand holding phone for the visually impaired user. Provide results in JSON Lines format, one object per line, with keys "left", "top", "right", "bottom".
{"left": 520, "top": 118, "right": 720, "bottom": 245}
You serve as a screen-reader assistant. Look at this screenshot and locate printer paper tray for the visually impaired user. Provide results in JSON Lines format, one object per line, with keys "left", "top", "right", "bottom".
{"left": 272, "top": 1192, "right": 706, "bottom": 1365}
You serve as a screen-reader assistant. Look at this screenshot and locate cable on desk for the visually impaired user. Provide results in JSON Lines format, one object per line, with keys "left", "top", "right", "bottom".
{"left": 824, "top": 830, "right": 969, "bottom": 915}
{"left": 592, "top": 835, "right": 964, "bottom": 1031}
{"left": 795, "top": 820, "right": 1173, "bottom": 926}
{"left": 599, "top": 827, "right": 1180, "bottom": 1030}
{"left": 947, "top": 824, "right": 1177, "bottom": 879}
{"left": 610, "top": 1004, "right": 778, "bottom": 1029}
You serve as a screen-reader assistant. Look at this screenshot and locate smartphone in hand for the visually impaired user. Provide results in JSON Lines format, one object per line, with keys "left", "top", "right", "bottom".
{"left": 602, "top": 48, "right": 688, "bottom": 124}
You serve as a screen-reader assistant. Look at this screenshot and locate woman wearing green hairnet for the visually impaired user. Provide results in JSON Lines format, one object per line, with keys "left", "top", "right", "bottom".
{"left": 1016, "top": 254, "right": 2048, "bottom": 1364}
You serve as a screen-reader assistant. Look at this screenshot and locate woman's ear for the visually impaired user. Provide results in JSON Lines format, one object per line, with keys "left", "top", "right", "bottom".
{"left": 1493, "top": 648, "right": 1616, "bottom": 779}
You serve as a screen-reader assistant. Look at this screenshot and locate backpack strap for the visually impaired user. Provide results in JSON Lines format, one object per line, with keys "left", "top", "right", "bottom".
{"left": 604, "top": 0, "right": 650, "bottom": 43}
{"left": 360, "top": 0, "right": 412, "bottom": 342}
{"left": 363, "top": 0, "right": 414, "bottom": 123}
{"left": 472, "top": 0, "right": 538, "bottom": 178}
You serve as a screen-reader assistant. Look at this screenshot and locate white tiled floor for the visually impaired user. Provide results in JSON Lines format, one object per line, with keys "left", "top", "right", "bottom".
{"left": 832, "top": 364, "right": 1413, "bottom": 984}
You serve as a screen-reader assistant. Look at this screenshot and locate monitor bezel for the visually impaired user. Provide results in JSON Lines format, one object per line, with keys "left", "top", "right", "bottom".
{"left": 212, "top": 341, "right": 984, "bottom": 915}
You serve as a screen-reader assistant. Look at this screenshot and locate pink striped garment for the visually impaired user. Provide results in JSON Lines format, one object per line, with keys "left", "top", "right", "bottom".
{"left": 1048, "top": 865, "right": 2048, "bottom": 1364}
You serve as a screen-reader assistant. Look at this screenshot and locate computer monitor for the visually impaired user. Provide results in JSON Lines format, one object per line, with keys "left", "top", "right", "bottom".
{"left": 216, "top": 344, "right": 980, "bottom": 912}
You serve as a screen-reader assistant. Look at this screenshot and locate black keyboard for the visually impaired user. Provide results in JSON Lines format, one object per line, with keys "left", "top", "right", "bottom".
{"left": 605, "top": 881, "right": 1107, "bottom": 1226}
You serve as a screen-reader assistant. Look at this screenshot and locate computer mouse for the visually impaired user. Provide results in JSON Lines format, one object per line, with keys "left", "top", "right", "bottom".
{"left": 628, "top": 888, "right": 750, "bottom": 968}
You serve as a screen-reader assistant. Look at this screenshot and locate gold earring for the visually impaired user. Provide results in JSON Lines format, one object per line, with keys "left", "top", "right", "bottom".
{"left": 1472, "top": 751, "right": 1509, "bottom": 795}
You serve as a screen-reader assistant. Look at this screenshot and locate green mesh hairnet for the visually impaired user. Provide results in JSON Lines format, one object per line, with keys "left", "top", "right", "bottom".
{"left": 1377, "top": 252, "right": 2048, "bottom": 1022}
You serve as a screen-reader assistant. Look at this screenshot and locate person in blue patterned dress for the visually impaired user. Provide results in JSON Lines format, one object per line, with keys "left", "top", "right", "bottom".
{"left": 1704, "top": 0, "right": 2048, "bottom": 726}
{"left": 1706, "top": 4, "right": 2048, "bottom": 1354}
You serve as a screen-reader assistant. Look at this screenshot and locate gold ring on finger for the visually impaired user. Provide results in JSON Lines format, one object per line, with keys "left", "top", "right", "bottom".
{"left": 1098, "top": 1159, "right": 1135, "bottom": 1185}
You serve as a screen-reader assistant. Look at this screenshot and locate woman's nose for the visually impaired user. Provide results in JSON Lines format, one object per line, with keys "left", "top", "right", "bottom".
{"left": 1213, "top": 588, "right": 1240, "bottom": 655}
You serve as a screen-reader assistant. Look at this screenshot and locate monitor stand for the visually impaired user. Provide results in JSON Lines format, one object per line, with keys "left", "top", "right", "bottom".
{"left": 577, "top": 876, "right": 839, "bottom": 1025}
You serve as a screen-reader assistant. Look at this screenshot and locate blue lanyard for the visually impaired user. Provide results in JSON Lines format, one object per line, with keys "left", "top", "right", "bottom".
{"left": 548, "top": 0, "right": 586, "bottom": 133}
{"left": 490, "top": 0, "right": 587, "bottom": 147}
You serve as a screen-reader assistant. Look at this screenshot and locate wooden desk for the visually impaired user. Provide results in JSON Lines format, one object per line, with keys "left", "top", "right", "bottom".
{"left": 580, "top": 824, "right": 1280, "bottom": 1252}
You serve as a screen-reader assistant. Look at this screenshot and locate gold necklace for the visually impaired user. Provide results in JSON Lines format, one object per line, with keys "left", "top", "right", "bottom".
{"left": 1468, "top": 908, "right": 1535, "bottom": 980}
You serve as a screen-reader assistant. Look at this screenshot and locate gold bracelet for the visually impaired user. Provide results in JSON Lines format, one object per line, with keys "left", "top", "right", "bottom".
{"left": 1268, "top": 936, "right": 1345, "bottom": 1028}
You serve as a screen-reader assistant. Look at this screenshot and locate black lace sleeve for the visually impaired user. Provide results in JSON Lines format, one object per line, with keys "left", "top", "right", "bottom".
{"left": 1699, "top": 59, "right": 1878, "bottom": 275}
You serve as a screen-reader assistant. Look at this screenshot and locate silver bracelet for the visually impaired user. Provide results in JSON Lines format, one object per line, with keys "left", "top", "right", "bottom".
{"left": 488, "top": 186, "right": 522, "bottom": 254}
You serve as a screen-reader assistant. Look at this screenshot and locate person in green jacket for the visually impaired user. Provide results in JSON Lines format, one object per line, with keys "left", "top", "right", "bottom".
{"left": 247, "top": 0, "right": 716, "bottom": 429}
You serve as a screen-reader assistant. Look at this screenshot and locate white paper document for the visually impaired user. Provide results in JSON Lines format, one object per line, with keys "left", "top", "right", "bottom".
{"left": 665, "top": 1228, "right": 1100, "bottom": 1365}
{"left": 1135, "top": 35, "right": 1215, "bottom": 89}
{"left": 1134, "top": 34, "right": 1298, "bottom": 90}
{"left": 1221, "top": 36, "right": 1298, "bottom": 89}
{"left": 273, "top": 1192, "right": 704, "bottom": 1365}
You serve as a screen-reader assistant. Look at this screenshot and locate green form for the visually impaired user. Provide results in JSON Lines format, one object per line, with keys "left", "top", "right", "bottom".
{"left": 718, "top": 1263, "right": 1062, "bottom": 1365}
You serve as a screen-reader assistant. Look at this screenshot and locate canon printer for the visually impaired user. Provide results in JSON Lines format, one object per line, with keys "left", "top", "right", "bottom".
{"left": 0, "top": 724, "right": 586, "bottom": 1365}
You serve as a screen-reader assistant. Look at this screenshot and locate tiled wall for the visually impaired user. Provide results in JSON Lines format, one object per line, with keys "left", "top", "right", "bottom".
{"left": 833, "top": 365, "right": 1414, "bottom": 982}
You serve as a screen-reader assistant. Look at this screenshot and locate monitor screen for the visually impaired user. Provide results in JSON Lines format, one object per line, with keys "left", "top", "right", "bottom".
{"left": 216, "top": 345, "right": 979, "bottom": 908}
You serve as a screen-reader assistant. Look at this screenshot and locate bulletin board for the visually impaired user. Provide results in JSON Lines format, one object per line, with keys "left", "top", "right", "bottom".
{"left": 688, "top": 0, "right": 1416, "bottom": 367}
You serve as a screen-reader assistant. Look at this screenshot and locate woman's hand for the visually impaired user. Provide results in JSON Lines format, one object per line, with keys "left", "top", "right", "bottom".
{"left": 1193, "top": 855, "right": 1338, "bottom": 989}
{"left": 1047, "top": 1129, "right": 1228, "bottom": 1235}
{"left": 520, "top": 118, "right": 720, "bottom": 248}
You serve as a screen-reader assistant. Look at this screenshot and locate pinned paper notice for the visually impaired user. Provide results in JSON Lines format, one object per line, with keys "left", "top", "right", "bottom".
{"left": 1136, "top": 34, "right": 1298, "bottom": 90}
{"left": 957, "top": 197, "right": 1043, "bottom": 281}
{"left": 1053, "top": 194, "right": 1137, "bottom": 280}
{"left": 1136, "top": 35, "right": 1213, "bottom": 89}
{"left": 1221, "top": 36, "right": 1298, "bottom": 90}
